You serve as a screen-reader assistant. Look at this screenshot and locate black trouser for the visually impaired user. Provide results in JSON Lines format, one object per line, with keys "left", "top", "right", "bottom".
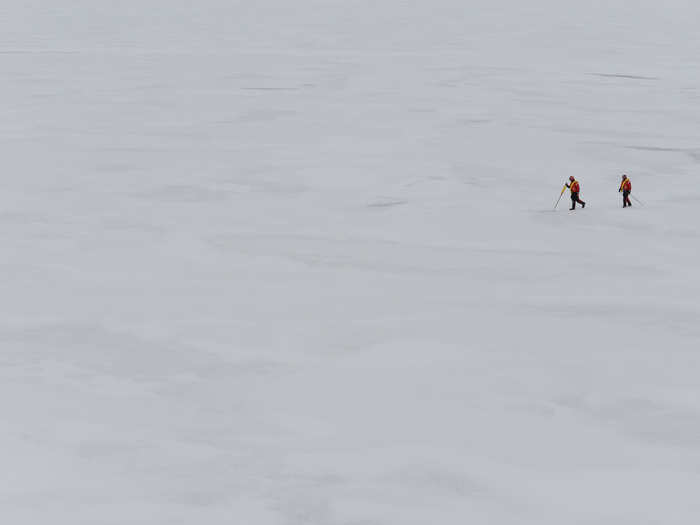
{"left": 622, "top": 190, "right": 631, "bottom": 207}
{"left": 570, "top": 192, "right": 585, "bottom": 209}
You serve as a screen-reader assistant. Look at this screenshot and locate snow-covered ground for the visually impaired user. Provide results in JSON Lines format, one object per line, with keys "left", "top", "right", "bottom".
{"left": 3, "top": 1, "right": 700, "bottom": 523}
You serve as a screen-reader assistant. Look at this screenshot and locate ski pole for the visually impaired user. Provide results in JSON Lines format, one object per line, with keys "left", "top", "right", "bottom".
{"left": 553, "top": 184, "right": 566, "bottom": 210}
{"left": 630, "top": 194, "right": 645, "bottom": 206}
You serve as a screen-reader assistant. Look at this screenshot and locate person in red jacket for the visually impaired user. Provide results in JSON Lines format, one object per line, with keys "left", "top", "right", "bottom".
{"left": 619, "top": 174, "right": 632, "bottom": 208}
{"left": 566, "top": 176, "right": 586, "bottom": 210}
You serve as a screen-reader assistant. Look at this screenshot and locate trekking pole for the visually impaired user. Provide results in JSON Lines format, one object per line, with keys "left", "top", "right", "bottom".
{"left": 630, "top": 194, "right": 645, "bottom": 207}
{"left": 553, "top": 185, "right": 566, "bottom": 210}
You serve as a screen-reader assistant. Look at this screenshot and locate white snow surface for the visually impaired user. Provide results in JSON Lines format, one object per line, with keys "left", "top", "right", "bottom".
{"left": 3, "top": 1, "right": 700, "bottom": 523}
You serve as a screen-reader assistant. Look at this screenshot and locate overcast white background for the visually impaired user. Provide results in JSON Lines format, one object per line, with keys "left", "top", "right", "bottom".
{"left": 2, "top": 1, "right": 700, "bottom": 523}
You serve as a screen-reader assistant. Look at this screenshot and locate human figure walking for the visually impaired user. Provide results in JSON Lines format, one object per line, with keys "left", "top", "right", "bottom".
{"left": 566, "top": 176, "right": 586, "bottom": 210}
{"left": 619, "top": 174, "right": 632, "bottom": 208}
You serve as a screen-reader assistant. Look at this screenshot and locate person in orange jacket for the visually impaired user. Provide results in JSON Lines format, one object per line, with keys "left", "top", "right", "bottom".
{"left": 566, "top": 176, "right": 586, "bottom": 210}
{"left": 619, "top": 174, "right": 632, "bottom": 208}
